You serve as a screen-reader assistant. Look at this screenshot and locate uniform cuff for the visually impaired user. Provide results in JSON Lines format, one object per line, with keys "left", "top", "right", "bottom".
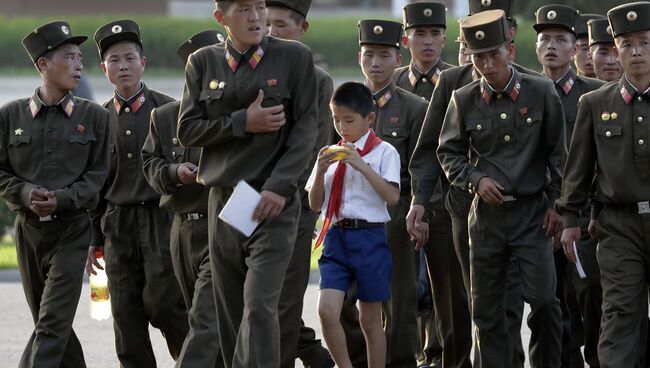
{"left": 168, "top": 164, "right": 182, "bottom": 186}
{"left": 20, "top": 183, "right": 38, "bottom": 208}
{"left": 262, "top": 180, "right": 294, "bottom": 198}
{"left": 469, "top": 171, "right": 487, "bottom": 192}
{"left": 562, "top": 213, "right": 579, "bottom": 228}
{"left": 231, "top": 109, "right": 247, "bottom": 138}
{"left": 52, "top": 189, "right": 71, "bottom": 210}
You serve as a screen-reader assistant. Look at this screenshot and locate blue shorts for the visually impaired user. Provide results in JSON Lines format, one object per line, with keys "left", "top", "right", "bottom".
{"left": 318, "top": 224, "right": 392, "bottom": 302}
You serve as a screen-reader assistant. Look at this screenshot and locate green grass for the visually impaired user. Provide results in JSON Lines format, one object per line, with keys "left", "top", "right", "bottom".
{"left": 0, "top": 236, "right": 17, "bottom": 269}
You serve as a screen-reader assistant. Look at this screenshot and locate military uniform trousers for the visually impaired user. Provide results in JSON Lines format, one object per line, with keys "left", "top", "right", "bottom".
{"left": 170, "top": 213, "right": 223, "bottom": 368}
{"left": 595, "top": 207, "right": 650, "bottom": 368}
{"left": 102, "top": 203, "right": 189, "bottom": 368}
{"left": 15, "top": 211, "right": 89, "bottom": 368}
{"left": 208, "top": 187, "right": 299, "bottom": 368}
{"left": 468, "top": 193, "right": 562, "bottom": 368}
{"left": 445, "top": 186, "right": 526, "bottom": 368}
{"left": 422, "top": 204, "right": 472, "bottom": 368}
{"left": 279, "top": 203, "right": 330, "bottom": 368}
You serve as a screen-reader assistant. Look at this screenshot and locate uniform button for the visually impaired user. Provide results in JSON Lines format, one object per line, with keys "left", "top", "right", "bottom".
{"left": 504, "top": 135, "right": 511, "bottom": 142}
{"left": 127, "top": 153, "right": 133, "bottom": 159}
{"left": 476, "top": 124, "right": 482, "bottom": 130}
{"left": 47, "top": 148, "right": 53, "bottom": 154}
{"left": 421, "top": 77, "right": 428, "bottom": 83}
{"left": 391, "top": 131, "right": 397, "bottom": 137}
{"left": 172, "top": 137, "right": 179, "bottom": 145}
{"left": 638, "top": 116, "right": 644, "bottom": 122}
{"left": 497, "top": 94, "right": 503, "bottom": 99}
{"left": 640, "top": 139, "right": 645, "bottom": 145}
{"left": 47, "top": 128, "right": 53, "bottom": 133}
{"left": 124, "top": 107, "right": 131, "bottom": 113}
{"left": 605, "top": 131, "right": 612, "bottom": 138}
{"left": 638, "top": 96, "right": 643, "bottom": 102}
{"left": 500, "top": 113, "right": 507, "bottom": 120}
{"left": 526, "top": 117, "right": 532, "bottom": 124}
{"left": 125, "top": 130, "right": 132, "bottom": 136}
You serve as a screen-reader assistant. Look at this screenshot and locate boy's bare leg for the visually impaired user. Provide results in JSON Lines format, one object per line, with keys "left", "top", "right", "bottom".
{"left": 319, "top": 289, "right": 352, "bottom": 368}
{"left": 359, "top": 301, "right": 387, "bottom": 368}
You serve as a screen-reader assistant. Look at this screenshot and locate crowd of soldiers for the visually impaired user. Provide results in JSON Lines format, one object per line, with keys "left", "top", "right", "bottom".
{"left": 1, "top": 0, "right": 649, "bottom": 367}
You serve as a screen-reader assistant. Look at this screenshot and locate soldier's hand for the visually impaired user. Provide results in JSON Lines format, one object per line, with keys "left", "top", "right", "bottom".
{"left": 85, "top": 246, "right": 104, "bottom": 276}
{"left": 543, "top": 208, "right": 563, "bottom": 238}
{"left": 253, "top": 190, "right": 286, "bottom": 222}
{"left": 561, "top": 226, "right": 581, "bottom": 263}
{"left": 587, "top": 219, "right": 598, "bottom": 241}
{"left": 245, "top": 89, "right": 286, "bottom": 133}
{"left": 28, "top": 187, "right": 48, "bottom": 203}
{"left": 476, "top": 177, "right": 504, "bottom": 205}
{"left": 406, "top": 204, "right": 429, "bottom": 249}
{"left": 552, "top": 235, "right": 562, "bottom": 252}
{"left": 176, "top": 162, "right": 198, "bottom": 185}
{"left": 30, "top": 191, "right": 57, "bottom": 217}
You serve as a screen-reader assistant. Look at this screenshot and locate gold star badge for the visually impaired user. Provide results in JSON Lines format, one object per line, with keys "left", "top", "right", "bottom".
{"left": 209, "top": 80, "right": 219, "bottom": 90}
{"left": 14, "top": 128, "right": 23, "bottom": 136}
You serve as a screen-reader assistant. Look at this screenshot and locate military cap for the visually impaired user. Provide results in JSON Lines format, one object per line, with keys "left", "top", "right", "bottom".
{"left": 607, "top": 2, "right": 650, "bottom": 38}
{"left": 176, "top": 30, "right": 225, "bottom": 64}
{"left": 94, "top": 20, "right": 143, "bottom": 59}
{"left": 588, "top": 18, "right": 614, "bottom": 46}
{"left": 460, "top": 9, "right": 509, "bottom": 54}
{"left": 266, "top": 0, "right": 312, "bottom": 18}
{"left": 403, "top": 2, "right": 447, "bottom": 30}
{"left": 574, "top": 14, "right": 605, "bottom": 38}
{"left": 468, "top": 0, "right": 512, "bottom": 18}
{"left": 358, "top": 19, "right": 403, "bottom": 48}
{"left": 533, "top": 5, "right": 579, "bottom": 35}
{"left": 456, "top": 18, "right": 466, "bottom": 43}
{"left": 22, "top": 21, "right": 87, "bottom": 63}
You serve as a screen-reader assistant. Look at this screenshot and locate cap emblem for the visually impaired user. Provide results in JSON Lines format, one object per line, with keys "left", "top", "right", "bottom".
{"left": 475, "top": 30, "right": 486, "bottom": 40}
{"left": 112, "top": 25, "right": 123, "bottom": 34}
{"left": 61, "top": 25, "right": 69, "bottom": 35}
{"left": 481, "top": 0, "right": 491, "bottom": 7}
{"left": 217, "top": 34, "right": 225, "bottom": 42}
{"left": 606, "top": 25, "right": 612, "bottom": 35}
{"left": 547, "top": 10, "right": 557, "bottom": 20}
{"left": 373, "top": 25, "right": 383, "bottom": 34}
{"left": 627, "top": 11, "right": 638, "bottom": 22}
{"left": 423, "top": 8, "right": 433, "bottom": 17}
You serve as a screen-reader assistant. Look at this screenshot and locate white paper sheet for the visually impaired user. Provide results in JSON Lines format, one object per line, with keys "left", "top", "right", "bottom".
{"left": 218, "top": 181, "right": 262, "bottom": 237}
{"left": 573, "top": 241, "right": 587, "bottom": 279}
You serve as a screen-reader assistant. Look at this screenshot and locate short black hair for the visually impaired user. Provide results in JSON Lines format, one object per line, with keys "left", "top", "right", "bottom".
{"left": 331, "top": 82, "right": 375, "bottom": 117}
{"left": 215, "top": 1, "right": 232, "bottom": 12}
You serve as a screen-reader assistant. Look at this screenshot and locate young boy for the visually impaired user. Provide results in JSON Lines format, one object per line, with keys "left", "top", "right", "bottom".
{"left": 89, "top": 19, "right": 188, "bottom": 367}
{"left": 307, "top": 81, "right": 400, "bottom": 368}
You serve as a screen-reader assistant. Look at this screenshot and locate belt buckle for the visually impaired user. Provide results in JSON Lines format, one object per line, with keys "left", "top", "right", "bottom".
{"left": 39, "top": 215, "right": 52, "bottom": 222}
{"left": 502, "top": 195, "right": 516, "bottom": 202}
{"left": 187, "top": 213, "right": 200, "bottom": 220}
{"left": 638, "top": 201, "right": 650, "bottom": 214}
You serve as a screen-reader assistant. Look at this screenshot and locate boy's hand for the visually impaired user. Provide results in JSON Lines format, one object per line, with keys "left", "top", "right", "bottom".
{"left": 245, "top": 89, "right": 286, "bottom": 133}
{"left": 315, "top": 146, "right": 338, "bottom": 175}
{"left": 341, "top": 143, "right": 365, "bottom": 171}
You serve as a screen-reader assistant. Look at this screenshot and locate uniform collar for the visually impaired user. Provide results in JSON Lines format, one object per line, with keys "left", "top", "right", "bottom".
{"left": 113, "top": 82, "right": 147, "bottom": 114}
{"left": 408, "top": 59, "right": 444, "bottom": 87}
{"left": 480, "top": 67, "right": 521, "bottom": 105}
{"left": 372, "top": 81, "right": 397, "bottom": 109}
{"left": 225, "top": 36, "right": 268, "bottom": 73}
{"left": 553, "top": 68, "right": 577, "bottom": 95}
{"left": 353, "top": 130, "right": 371, "bottom": 149}
{"left": 29, "top": 88, "right": 75, "bottom": 118}
{"left": 619, "top": 74, "right": 650, "bottom": 105}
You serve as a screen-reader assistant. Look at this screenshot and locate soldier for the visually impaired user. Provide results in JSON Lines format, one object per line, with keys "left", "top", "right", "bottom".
{"left": 558, "top": 2, "right": 650, "bottom": 366}
{"left": 393, "top": 3, "right": 470, "bottom": 368}
{"left": 534, "top": 6, "right": 605, "bottom": 367}
{"left": 408, "top": 0, "right": 535, "bottom": 366}
{"left": 89, "top": 19, "right": 189, "bottom": 368}
{"left": 265, "top": 1, "right": 335, "bottom": 367}
{"left": 437, "top": 9, "right": 565, "bottom": 367}
{"left": 574, "top": 14, "right": 605, "bottom": 79}
{"left": 0, "top": 21, "right": 109, "bottom": 368}
{"left": 588, "top": 18, "right": 623, "bottom": 82}
{"left": 141, "top": 30, "right": 225, "bottom": 368}
{"left": 177, "top": 0, "right": 317, "bottom": 366}
{"left": 352, "top": 18, "right": 427, "bottom": 368}
{"left": 456, "top": 23, "right": 471, "bottom": 66}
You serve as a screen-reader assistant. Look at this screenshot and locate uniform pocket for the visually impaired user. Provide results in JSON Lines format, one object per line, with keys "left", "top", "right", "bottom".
{"left": 515, "top": 110, "right": 543, "bottom": 128}
{"left": 8, "top": 135, "right": 31, "bottom": 147}
{"left": 69, "top": 134, "right": 97, "bottom": 144}
{"left": 596, "top": 123, "right": 623, "bottom": 139}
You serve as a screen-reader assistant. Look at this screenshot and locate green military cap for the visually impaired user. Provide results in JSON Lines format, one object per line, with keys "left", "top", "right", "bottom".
{"left": 358, "top": 19, "right": 403, "bottom": 48}
{"left": 607, "top": 2, "right": 650, "bottom": 38}
{"left": 575, "top": 14, "right": 605, "bottom": 38}
{"left": 533, "top": 4, "right": 579, "bottom": 36}
{"left": 22, "top": 21, "right": 87, "bottom": 63}
{"left": 468, "top": 0, "right": 512, "bottom": 18}
{"left": 94, "top": 19, "right": 143, "bottom": 59}
{"left": 266, "top": 0, "right": 312, "bottom": 17}
{"left": 403, "top": 2, "right": 447, "bottom": 30}
{"left": 460, "top": 9, "right": 508, "bottom": 54}
{"left": 588, "top": 18, "right": 614, "bottom": 46}
{"left": 176, "top": 30, "right": 226, "bottom": 64}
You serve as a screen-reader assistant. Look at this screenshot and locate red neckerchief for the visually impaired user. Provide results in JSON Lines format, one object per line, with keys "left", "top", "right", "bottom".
{"left": 314, "top": 129, "right": 383, "bottom": 250}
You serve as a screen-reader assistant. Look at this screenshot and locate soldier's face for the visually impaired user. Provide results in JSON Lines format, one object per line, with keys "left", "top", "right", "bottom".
{"left": 266, "top": 6, "right": 306, "bottom": 41}
{"left": 536, "top": 28, "right": 577, "bottom": 70}
{"left": 615, "top": 31, "right": 650, "bottom": 78}
{"left": 359, "top": 45, "right": 402, "bottom": 86}
{"left": 405, "top": 26, "right": 446, "bottom": 65}
{"left": 458, "top": 42, "right": 471, "bottom": 66}
{"left": 101, "top": 42, "right": 146, "bottom": 92}
{"left": 215, "top": 0, "right": 267, "bottom": 50}
{"left": 573, "top": 37, "right": 595, "bottom": 76}
{"left": 471, "top": 44, "right": 512, "bottom": 87}
{"left": 330, "top": 103, "right": 375, "bottom": 143}
{"left": 39, "top": 43, "right": 83, "bottom": 92}
{"left": 591, "top": 43, "right": 622, "bottom": 82}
